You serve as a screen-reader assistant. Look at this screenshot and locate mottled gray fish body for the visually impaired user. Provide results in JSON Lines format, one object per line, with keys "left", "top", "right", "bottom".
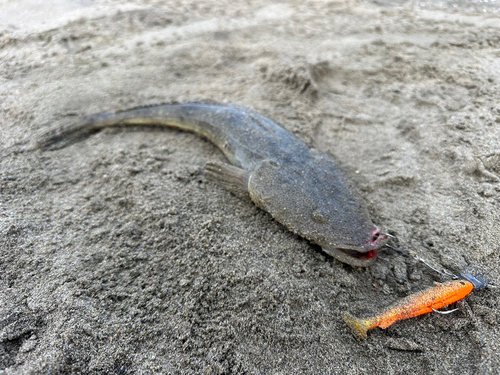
{"left": 38, "top": 101, "right": 388, "bottom": 266}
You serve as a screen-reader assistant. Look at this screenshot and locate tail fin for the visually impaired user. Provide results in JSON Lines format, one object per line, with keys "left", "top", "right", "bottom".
{"left": 36, "top": 113, "right": 108, "bottom": 151}
{"left": 342, "top": 313, "right": 371, "bottom": 339}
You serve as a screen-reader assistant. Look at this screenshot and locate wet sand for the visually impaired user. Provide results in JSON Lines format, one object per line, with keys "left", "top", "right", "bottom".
{"left": 1, "top": 1, "right": 500, "bottom": 373}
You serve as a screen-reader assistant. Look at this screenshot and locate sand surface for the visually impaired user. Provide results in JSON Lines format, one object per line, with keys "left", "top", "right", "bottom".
{"left": 1, "top": 0, "right": 500, "bottom": 374}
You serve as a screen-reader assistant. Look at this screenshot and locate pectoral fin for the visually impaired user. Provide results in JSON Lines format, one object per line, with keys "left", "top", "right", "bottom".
{"left": 205, "top": 162, "right": 250, "bottom": 199}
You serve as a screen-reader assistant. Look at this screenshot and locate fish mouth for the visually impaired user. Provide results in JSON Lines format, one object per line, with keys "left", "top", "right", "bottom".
{"left": 323, "top": 247, "right": 379, "bottom": 267}
{"left": 323, "top": 229, "right": 388, "bottom": 267}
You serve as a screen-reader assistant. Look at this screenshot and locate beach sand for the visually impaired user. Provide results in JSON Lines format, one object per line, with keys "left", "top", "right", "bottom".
{"left": 1, "top": 1, "right": 499, "bottom": 373}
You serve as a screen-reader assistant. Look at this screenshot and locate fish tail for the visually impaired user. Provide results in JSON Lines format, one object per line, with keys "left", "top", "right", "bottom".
{"left": 36, "top": 112, "right": 116, "bottom": 151}
{"left": 342, "top": 312, "right": 371, "bottom": 339}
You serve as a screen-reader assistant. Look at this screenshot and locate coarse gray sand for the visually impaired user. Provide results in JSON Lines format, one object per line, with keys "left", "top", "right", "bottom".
{"left": 1, "top": 0, "right": 500, "bottom": 374}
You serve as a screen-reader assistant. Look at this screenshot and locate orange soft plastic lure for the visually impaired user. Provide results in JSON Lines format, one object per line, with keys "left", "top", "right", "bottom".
{"left": 343, "top": 273, "right": 487, "bottom": 339}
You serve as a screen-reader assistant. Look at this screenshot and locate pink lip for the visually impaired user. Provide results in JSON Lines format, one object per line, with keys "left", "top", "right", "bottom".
{"left": 368, "top": 229, "right": 388, "bottom": 248}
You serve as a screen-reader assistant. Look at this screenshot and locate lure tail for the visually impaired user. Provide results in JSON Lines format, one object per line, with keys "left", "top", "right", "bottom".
{"left": 342, "top": 313, "right": 372, "bottom": 340}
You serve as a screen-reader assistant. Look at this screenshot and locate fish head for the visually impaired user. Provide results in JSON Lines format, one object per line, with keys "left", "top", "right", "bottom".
{"left": 248, "top": 156, "right": 387, "bottom": 267}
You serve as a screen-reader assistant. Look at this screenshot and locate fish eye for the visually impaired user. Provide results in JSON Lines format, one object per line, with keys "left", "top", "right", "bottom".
{"left": 460, "top": 281, "right": 466, "bottom": 286}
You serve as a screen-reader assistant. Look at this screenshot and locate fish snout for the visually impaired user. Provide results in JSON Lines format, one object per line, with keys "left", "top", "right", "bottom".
{"left": 367, "top": 229, "right": 388, "bottom": 250}
{"left": 319, "top": 229, "right": 389, "bottom": 267}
